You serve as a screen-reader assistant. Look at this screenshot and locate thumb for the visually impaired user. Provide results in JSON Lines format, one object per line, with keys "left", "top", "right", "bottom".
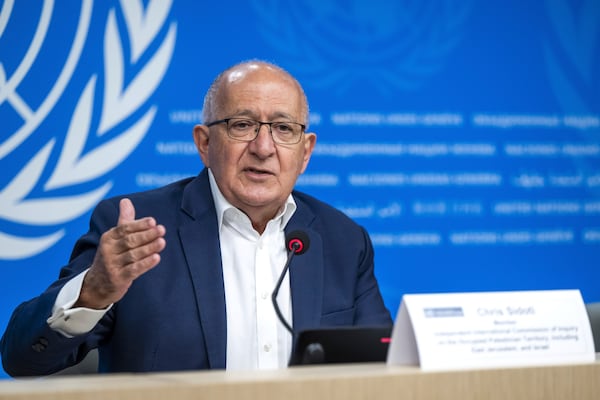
{"left": 118, "top": 198, "right": 136, "bottom": 225}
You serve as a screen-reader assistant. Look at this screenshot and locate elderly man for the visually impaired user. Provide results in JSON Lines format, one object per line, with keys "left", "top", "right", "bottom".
{"left": 1, "top": 60, "right": 391, "bottom": 376}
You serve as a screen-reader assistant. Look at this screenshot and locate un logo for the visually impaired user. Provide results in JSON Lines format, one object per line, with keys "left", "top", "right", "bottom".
{"left": 250, "top": 0, "right": 472, "bottom": 94}
{"left": 0, "top": 0, "right": 176, "bottom": 260}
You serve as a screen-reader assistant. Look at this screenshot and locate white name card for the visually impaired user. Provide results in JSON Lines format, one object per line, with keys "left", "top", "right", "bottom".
{"left": 387, "top": 290, "right": 595, "bottom": 371}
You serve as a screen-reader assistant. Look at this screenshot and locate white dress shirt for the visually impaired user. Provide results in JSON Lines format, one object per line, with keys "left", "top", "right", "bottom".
{"left": 47, "top": 170, "right": 296, "bottom": 370}
{"left": 209, "top": 170, "right": 295, "bottom": 370}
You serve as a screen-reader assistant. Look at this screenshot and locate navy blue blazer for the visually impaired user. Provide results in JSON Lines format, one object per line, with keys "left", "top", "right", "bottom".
{"left": 1, "top": 169, "right": 391, "bottom": 376}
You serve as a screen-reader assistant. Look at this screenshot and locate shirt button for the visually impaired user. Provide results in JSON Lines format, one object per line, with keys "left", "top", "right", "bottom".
{"left": 261, "top": 291, "right": 268, "bottom": 300}
{"left": 263, "top": 344, "right": 272, "bottom": 352}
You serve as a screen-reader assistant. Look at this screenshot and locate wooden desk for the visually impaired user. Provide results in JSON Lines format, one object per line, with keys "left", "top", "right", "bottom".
{"left": 1, "top": 360, "right": 599, "bottom": 400}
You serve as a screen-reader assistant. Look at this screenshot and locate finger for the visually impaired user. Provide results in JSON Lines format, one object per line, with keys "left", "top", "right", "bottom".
{"left": 111, "top": 224, "right": 166, "bottom": 254}
{"left": 111, "top": 218, "right": 160, "bottom": 242}
{"left": 121, "top": 252, "right": 163, "bottom": 281}
{"left": 118, "top": 236, "right": 166, "bottom": 266}
{"left": 118, "top": 198, "right": 136, "bottom": 226}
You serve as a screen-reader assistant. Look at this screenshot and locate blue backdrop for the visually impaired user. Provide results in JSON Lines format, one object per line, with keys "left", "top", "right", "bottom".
{"left": 1, "top": 0, "right": 599, "bottom": 378}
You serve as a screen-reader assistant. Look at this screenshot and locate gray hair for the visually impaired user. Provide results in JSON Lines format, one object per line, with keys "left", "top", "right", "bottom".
{"left": 201, "top": 60, "right": 310, "bottom": 127}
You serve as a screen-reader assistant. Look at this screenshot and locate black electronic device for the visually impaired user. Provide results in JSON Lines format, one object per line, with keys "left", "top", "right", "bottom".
{"left": 289, "top": 325, "right": 392, "bottom": 366}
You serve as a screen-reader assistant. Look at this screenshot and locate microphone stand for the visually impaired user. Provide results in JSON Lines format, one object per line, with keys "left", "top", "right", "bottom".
{"left": 271, "top": 245, "right": 298, "bottom": 335}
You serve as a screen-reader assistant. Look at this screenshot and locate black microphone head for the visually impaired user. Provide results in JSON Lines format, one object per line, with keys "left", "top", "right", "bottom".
{"left": 286, "top": 230, "right": 310, "bottom": 255}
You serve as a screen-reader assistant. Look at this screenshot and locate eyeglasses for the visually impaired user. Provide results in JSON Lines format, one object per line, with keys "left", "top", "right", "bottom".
{"left": 205, "top": 117, "right": 306, "bottom": 145}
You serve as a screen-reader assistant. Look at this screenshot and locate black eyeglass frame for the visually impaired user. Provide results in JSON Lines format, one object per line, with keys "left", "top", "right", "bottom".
{"left": 205, "top": 117, "right": 306, "bottom": 145}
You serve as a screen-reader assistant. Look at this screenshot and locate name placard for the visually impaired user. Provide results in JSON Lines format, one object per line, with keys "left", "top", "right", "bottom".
{"left": 387, "top": 290, "right": 595, "bottom": 371}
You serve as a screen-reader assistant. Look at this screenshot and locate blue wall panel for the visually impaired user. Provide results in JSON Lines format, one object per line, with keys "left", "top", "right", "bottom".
{"left": 1, "top": 0, "right": 599, "bottom": 377}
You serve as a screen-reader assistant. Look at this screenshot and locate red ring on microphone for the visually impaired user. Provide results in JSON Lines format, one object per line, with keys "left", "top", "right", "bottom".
{"left": 288, "top": 238, "right": 304, "bottom": 253}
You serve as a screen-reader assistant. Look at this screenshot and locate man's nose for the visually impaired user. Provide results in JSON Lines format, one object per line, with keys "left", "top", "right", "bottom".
{"left": 249, "top": 123, "right": 276, "bottom": 155}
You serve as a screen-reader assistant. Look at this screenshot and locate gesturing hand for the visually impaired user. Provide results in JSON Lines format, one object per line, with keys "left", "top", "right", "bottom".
{"left": 75, "top": 198, "right": 167, "bottom": 309}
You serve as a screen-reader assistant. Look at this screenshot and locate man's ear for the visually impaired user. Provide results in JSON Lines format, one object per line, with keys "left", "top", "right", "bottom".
{"left": 193, "top": 124, "right": 210, "bottom": 167}
{"left": 300, "top": 132, "right": 317, "bottom": 173}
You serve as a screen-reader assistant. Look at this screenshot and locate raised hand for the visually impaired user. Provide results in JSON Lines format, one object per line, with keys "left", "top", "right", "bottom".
{"left": 74, "top": 198, "right": 166, "bottom": 309}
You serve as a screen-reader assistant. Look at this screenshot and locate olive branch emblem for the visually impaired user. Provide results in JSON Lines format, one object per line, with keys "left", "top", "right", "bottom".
{"left": 0, "top": 0, "right": 176, "bottom": 259}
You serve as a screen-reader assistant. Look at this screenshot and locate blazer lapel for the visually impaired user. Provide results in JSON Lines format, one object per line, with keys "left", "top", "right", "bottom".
{"left": 179, "top": 171, "right": 227, "bottom": 369}
{"left": 287, "top": 202, "right": 323, "bottom": 333}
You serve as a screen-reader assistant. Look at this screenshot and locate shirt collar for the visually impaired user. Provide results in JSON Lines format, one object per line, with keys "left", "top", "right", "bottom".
{"left": 208, "top": 168, "right": 297, "bottom": 232}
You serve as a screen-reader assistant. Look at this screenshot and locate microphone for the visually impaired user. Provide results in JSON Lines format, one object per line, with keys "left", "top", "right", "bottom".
{"left": 272, "top": 230, "right": 310, "bottom": 334}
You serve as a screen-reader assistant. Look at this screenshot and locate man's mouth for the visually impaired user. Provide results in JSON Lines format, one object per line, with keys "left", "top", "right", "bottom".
{"left": 244, "top": 167, "right": 272, "bottom": 175}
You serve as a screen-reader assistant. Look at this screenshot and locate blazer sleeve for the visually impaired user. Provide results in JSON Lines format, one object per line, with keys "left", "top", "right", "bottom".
{"left": 0, "top": 199, "right": 120, "bottom": 377}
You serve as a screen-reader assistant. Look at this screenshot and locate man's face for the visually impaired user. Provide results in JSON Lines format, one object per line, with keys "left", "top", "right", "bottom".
{"left": 194, "top": 66, "right": 316, "bottom": 225}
